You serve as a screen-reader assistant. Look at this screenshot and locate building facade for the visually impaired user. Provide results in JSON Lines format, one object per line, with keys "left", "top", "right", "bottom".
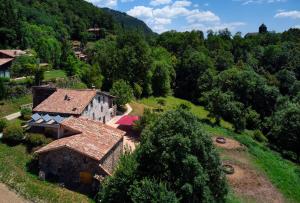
{"left": 36, "top": 117, "right": 125, "bottom": 192}
{"left": 30, "top": 86, "right": 117, "bottom": 138}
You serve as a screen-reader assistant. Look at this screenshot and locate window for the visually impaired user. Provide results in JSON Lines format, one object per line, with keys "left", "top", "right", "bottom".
{"left": 93, "top": 113, "right": 95, "bottom": 120}
{"left": 101, "top": 106, "right": 103, "bottom": 112}
{"left": 91, "top": 102, "right": 93, "bottom": 108}
{"left": 99, "top": 117, "right": 101, "bottom": 121}
{"left": 98, "top": 96, "right": 101, "bottom": 103}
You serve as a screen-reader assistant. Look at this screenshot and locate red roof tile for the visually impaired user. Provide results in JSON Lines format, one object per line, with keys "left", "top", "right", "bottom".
{"left": 36, "top": 117, "right": 125, "bottom": 161}
{"left": 0, "top": 58, "right": 13, "bottom": 66}
{"left": 33, "top": 89, "right": 97, "bottom": 115}
{"left": 0, "top": 50, "right": 26, "bottom": 58}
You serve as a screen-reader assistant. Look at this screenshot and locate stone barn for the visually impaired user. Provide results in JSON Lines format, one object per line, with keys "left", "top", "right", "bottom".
{"left": 35, "top": 117, "right": 125, "bottom": 193}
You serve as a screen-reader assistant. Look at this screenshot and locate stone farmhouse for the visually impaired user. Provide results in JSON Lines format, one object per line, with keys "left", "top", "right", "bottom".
{"left": 29, "top": 86, "right": 117, "bottom": 138}
{"left": 35, "top": 117, "right": 125, "bottom": 192}
{"left": 0, "top": 50, "right": 26, "bottom": 78}
{"left": 29, "top": 86, "right": 125, "bottom": 192}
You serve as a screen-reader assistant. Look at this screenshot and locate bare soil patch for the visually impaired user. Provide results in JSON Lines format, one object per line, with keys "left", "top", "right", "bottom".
{"left": 213, "top": 136, "right": 244, "bottom": 150}
{"left": 0, "top": 183, "right": 28, "bottom": 203}
{"left": 213, "top": 137, "right": 285, "bottom": 203}
{"left": 224, "top": 161, "right": 285, "bottom": 203}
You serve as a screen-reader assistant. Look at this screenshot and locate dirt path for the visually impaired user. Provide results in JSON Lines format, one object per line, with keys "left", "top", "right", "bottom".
{"left": 213, "top": 137, "right": 285, "bottom": 203}
{"left": 0, "top": 183, "right": 28, "bottom": 203}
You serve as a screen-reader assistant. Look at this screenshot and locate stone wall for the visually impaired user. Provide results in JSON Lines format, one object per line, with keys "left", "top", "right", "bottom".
{"left": 39, "top": 148, "right": 105, "bottom": 187}
{"left": 100, "top": 138, "right": 123, "bottom": 174}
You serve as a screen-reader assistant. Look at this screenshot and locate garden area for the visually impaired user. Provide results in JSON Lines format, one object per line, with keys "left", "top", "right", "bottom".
{"left": 0, "top": 95, "right": 32, "bottom": 118}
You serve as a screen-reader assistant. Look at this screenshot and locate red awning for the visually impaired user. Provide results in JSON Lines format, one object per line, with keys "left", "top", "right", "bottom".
{"left": 116, "top": 116, "right": 139, "bottom": 126}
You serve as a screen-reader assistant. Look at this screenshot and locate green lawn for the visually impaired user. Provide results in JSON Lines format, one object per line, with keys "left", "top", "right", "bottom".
{"left": 135, "top": 96, "right": 232, "bottom": 129}
{"left": 132, "top": 96, "right": 300, "bottom": 203}
{"left": 0, "top": 95, "right": 32, "bottom": 118}
{"left": 44, "top": 70, "right": 67, "bottom": 81}
{"left": 0, "top": 142, "right": 93, "bottom": 203}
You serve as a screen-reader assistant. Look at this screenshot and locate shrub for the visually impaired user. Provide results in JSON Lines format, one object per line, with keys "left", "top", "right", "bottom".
{"left": 133, "top": 83, "right": 143, "bottom": 99}
{"left": 26, "top": 133, "right": 52, "bottom": 147}
{"left": 3, "top": 123, "right": 24, "bottom": 143}
{"left": 21, "top": 108, "right": 32, "bottom": 120}
{"left": 110, "top": 80, "right": 134, "bottom": 106}
{"left": 0, "top": 119, "right": 8, "bottom": 132}
{"left": 176, "top": 102, "right": 192, "bottom": 111}
{"left": 157, "top": 98, "right": 166, "bottom": 106}
{"left": 253, "top": 130, "right": 268, "bottom": 143}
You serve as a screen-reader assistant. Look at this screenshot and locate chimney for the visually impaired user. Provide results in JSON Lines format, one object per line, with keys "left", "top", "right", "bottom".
{"left": 32, "top": 85, "right": 57, "bottom": 108}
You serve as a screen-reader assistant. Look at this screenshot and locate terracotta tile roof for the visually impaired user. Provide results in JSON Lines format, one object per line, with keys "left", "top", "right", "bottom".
{"left": 33, "top": 89, "right": 97, "bottom": 115}
{"left": 0, "top": 58, "right": 13, "bottom": 66}
{"left": 0, "top": 50, "right": 26, "bottom": 58}
{"left": 36, "top": 117, "right": 125, "bottom": 161}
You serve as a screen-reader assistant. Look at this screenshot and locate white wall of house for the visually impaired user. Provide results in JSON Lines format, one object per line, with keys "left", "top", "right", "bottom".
{"left": 81, "top": 94, "right": 115, "bottom": 123}
{"left": 0, "top": 70, "right": 10, "bottom": 78}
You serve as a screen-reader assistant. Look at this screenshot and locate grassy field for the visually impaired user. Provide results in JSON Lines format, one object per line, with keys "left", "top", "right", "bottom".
{"left": 0, "top": 142, "right": 93, "bottom": 203}
{"left": 0, "top": 95, "right": 32, "bottom": 118}
{"left": 44, "top": 70, "right": 67, "bottom": 81}
{"left": 131, "top": 96, "right": 232, "bottom": 129}
{"left": 131, "top": 96, "right": 300, "bottom": 203}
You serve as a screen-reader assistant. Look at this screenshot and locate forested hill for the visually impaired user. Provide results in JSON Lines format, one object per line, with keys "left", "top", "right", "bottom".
{"left": 0, "top": 0, "right": 153, "bottom": 49}
{"left": 103, "top": 8, "right": 155, "bottom": 36}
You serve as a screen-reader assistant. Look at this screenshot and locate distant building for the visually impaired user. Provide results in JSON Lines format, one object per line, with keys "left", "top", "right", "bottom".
{"left": 0, "top": 50, "right": 26, "bottom": 78}
{"left": 35, "top": 117, "right": 125, "bottom": 192}
{"left": 29, "top": 86, "right": 117, "bottom": 138}
{"left": 87, "top": 28, "right": 102, "bottom": 40}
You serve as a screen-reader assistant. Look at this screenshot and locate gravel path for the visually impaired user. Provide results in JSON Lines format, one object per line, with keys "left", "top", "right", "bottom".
{"left": 0, "top": 183, "right": 28, "bottom": 203}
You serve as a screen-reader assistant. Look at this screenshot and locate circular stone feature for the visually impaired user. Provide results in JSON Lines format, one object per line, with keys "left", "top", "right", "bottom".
{"left": 216, "top": 137, "right": 226, "bottom": 144}
{"left": 223, "top": 164, "right": 235, "bottom": 175}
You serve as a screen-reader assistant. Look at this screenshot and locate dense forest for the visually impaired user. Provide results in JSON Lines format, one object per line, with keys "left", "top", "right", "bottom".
{"left": 1, "top": 0, "right": 300, "bottom": 201}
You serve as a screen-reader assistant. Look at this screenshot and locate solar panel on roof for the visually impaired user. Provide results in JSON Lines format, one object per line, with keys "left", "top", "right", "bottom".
{"left": 54, "top": 115, "right": 64, "bottom": 123}
{"left": 31, "top": 113, "right": 41, "bottom": 121}
{"left": 42, "top": 114, "right": 52, "bottom": 122}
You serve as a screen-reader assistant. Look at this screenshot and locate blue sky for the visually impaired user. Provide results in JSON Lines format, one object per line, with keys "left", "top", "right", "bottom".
{"left": 86, "top": 0, "right": 300, "bottom": 34}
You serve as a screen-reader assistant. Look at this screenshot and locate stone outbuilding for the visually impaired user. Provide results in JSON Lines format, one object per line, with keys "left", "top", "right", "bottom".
{"left": 35, "top": 117, "right": 125, "bottom": 192}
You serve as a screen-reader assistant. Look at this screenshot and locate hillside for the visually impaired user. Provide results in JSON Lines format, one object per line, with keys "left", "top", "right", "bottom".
{"left": 103, "top": 8, "right": 155, "bottom": 36}
{"left": 0, "top": 0, "right": 153, "bottom": 49}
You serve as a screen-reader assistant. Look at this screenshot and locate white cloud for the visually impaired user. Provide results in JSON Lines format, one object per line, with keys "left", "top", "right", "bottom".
{"left": 85, "top": 0, "right": 117, "bottom": 8}
{"left": 172, "top": 0, "right": 192, "bottom": 7}
{"left": 274, "top": 10, "right": 300, "bottom": 19}
{"left": 150, "top": 0, "right": 172, "bottom": 6}
{"left": 127, "top": 6, "right": 153, "bottom": 18}
{"left": 234, "top": 0, "right": 287, "bottom": 5}
{"left": 127, "top": 1, "right": 245, "bottom": 33}
{"left": 187, "top": 11, "right": 220, "bottom": 23}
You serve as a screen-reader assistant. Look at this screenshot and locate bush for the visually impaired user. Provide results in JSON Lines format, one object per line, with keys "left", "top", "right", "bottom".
{"left": 3, "top": 123, "right": 24, "bottom": 143}
{"left": 21, "top": 108, "right": 32, "bottom": 120}
{"left": 157, "top": 98, "right": 166, "bottom": 106}
{"left": 176, "top": 102, "right": 192, "bottom": 111}
{"left": 0, "top": 119, "right": 8, "bottom": 132}
{"left": 133, "top": 83, "right": 142, "bottom": 99}
{"left": 26, "top": 133, "right": 52, "bottom": 147}
{"left": 253, "top": 130, "right": 268, "bottom": 143}
{"left": 110, "top": 80, "right": 134, "bottom": 106}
